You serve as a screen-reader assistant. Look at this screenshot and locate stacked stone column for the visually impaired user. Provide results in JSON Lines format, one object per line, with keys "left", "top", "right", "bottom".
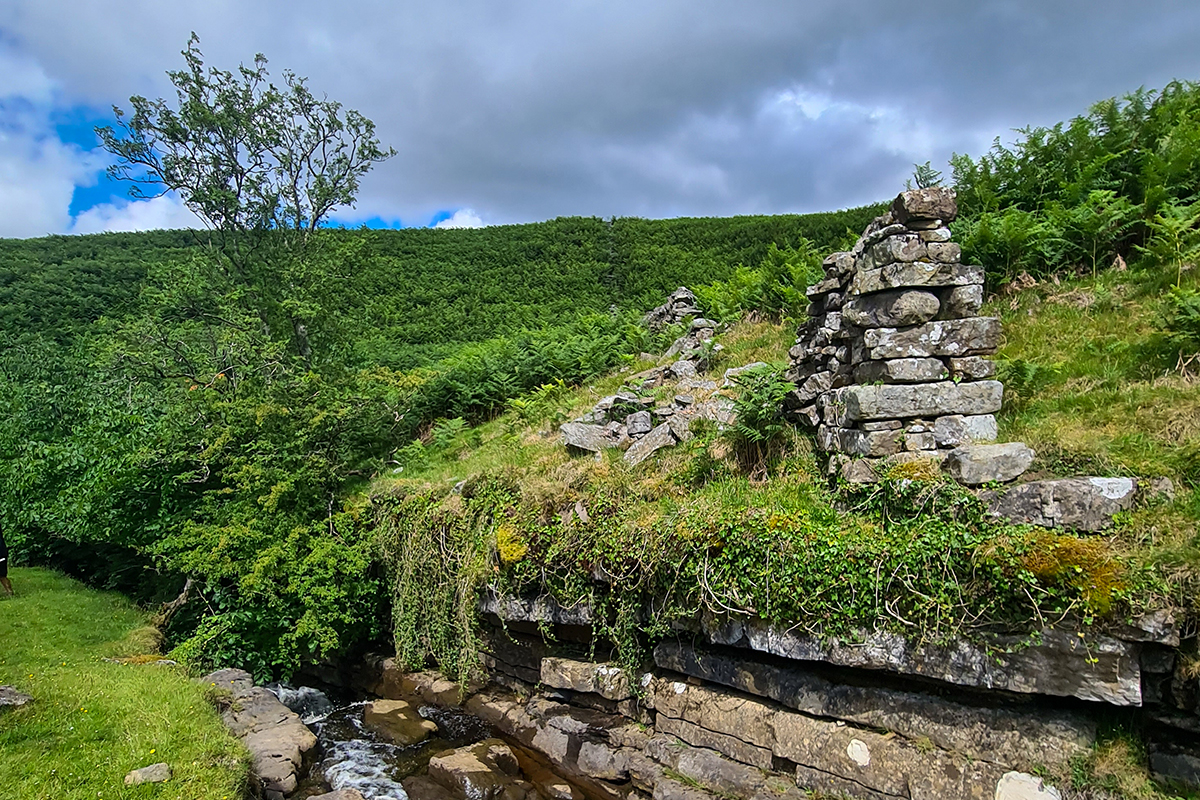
{"left": 787, "top": 188, "right": 1031, "bottom": 484}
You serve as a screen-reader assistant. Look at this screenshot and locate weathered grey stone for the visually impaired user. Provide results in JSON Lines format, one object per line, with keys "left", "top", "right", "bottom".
{"left": 645, "top": 734, "right": 787, "bottom": 800}
{"left": 626, "top": 411, "right": 653, "bottom": 437}
{"left": 904, "top": 432, "right": 936, "bottom": 451}
{"left": 859, "top": 224, "right": 908, "bottom": 251}
{"left": 943, "top": 284, "right": 984, "bottom": 317}
{"left": 853, "top": 357, "right": 948, "bottom": 384}
{"left": 948, "top": 355, "right": 995, "bottom": 379}
{"left": 862, "top": 318, "right": 1001, "bottom": 359}
{"left": 794, "top": 370, "right": 833, "bottom": 403}
{"left": 867, "top": 233, "right": 928, "bottom": 265}
{"left": 655, "top": 714, "right": 774, "bottom": 770}
{"left": 698, "top": 618, "right": 1142, "bottom": 705}
{"left": 654, "top": 641, "right": 1095, "bottom": 769}
{"left": 480, "top": 589, "right": 593, "bottom": 626}
{"left": 852, "top": 262, "right": 983, "bottom": 295}
{"left": 823, "top": 251, "right": 857, "bottom": 277}
{"left": 624, "top": 423, "right": 677, "bottom": 466}
{"left": 1150, "top": 743, "right": 1200, "bottom": 791}
{"left": 919, "top": 226, "right": 952, "bottom": 242}
{"left": 668, "top": 360, "right": 698, "bottom": 380}
{"left": 778, "top": 711, "right": 1010, "bottom": 800}
{"left": 840, "top": 381, "right": 1003, "bottom": 421}
{"left": 363, "top": 699, "right": 439, "bottom": 745}
{"left": 927, "top": 241, "right": 962, "bottom": 263}
{"left": 832, "top": 426, "right": 903, "bottom": 457}
{"left": 1116, "top": 609, "right": 1180, "bottom": 647}
{"left": 980, "top": 477, "right": 1138, "bottom": 532}
{"left": 644, "top": 287, "right": 702, "bottom": 331}
{"left": 401, "top": 777, "right": 455, "bottom": 800}
{"left": 993, "top": 772, "right": 1063, "bottom": 800}
{"left": 0, "top": 686, "right": 33, "bottom": 709}
{"left": 540, "top": 658, "right": 632, "bottom": 701}
{"left": 124, "top": 763, "right": 172, "bottom": 786}
{"left": 943, "top": 442, "right": 1035, "bottom": 485}
{"left": 861, "top": 419, "right": 903, "bottom": 431}
{"left": 933, "top": 414, "right": 998, "bottom": 447}
{"left": 892, "top": 187, "right": 958, "bottom": 224}
{"left": 837, "top": 456, "right": 880, "bottom": 484}
{"left": 842, "top": 290, "right": 940, "bottom": 328}
{"left": 561, "top": 423, "right": 614, "bottom": 453}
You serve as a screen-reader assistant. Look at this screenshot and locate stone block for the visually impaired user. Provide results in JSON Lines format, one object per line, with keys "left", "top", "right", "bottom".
{"left": 980, "top": 477, "right": 1138, "bottom": 532}
{"left": 842, "top": 289, "right": 940, "bottom": 328}
{"left": 933, "top": 414, "right": 998, "bottom": 447}
{"left": 948, "top": 355, "right": 995, "bottom": 379}
{"left": 867, "top": 233, "right": 928, "bottom": 265}
{"left": 561, "top": 423, "right": 614, "bottom": 453}
{"left": 626, "top": 411, "right": 653, "bottom": 437}
{"left": 624, "top": 423, "right": 677, "bottom": 466}
{"left": 655, "top": 714, "right": 774, "bottom": 770}
{"left": 904, "top": 432, "right": 936, "bottom": 451}
{"left": 892, "top": 187, "right": 958, "bottom": 224}
{"left": 653, "top": 641, "right": 1095, "bottom": 769}
{"left": 943, "top": 442, "right": 1035, "bottom": 485}
{"left": 697, "top": 617, "right": 1142, "bottom": 706}
{"left": 863, "top": 318, "right": 1000, "bottom": 359}
{"left": 838, "top": 427, "right": 903, "bottom": 457}
{"left": 919, "top": 226, "right": 952, "bottom": 242}
{"left": 927, "top": 241, "right": 962, "bottom": 262}
{"left": 840, "top": 381, "right": 1003, "bottom": 421}
{"left": 363, "top": 699, "right": 439, "bottom": 745}
{"left": 853, "top": 357, "right": 948, "bottom": 384}
{"left": 852, "top": 262, "right": 983, "bottom": 295}
{"left": 540, "top": 659, "right": 632, "bottom": 701}
{"left": 943, "top": 284, "right": 984, "bottom": 317}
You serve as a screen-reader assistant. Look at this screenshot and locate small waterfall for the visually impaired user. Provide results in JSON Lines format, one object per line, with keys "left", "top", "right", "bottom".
{"left": 265, "top": 683, "right": 336, "bottom": 724}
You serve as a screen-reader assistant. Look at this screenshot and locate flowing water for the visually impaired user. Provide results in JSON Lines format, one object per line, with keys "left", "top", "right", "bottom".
{"left": 269, "top": 684, "right": 491, "bottom": 800}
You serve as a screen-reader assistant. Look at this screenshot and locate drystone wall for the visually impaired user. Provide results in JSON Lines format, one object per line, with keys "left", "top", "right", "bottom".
{"left": 787, "top": 187, "right": 1035, "bottom": 485}
{"left": 351, "top": 599, "right": 1198, "bottom": 800}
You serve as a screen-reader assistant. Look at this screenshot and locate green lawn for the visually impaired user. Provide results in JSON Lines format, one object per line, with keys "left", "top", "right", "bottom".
{"left": 0, "top": 568, "right": 249, "bottom": 800}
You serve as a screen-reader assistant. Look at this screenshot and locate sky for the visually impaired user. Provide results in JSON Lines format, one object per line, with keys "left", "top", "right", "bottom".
{"left": 1, "top": 1, "right": 1199, "bottom": 239}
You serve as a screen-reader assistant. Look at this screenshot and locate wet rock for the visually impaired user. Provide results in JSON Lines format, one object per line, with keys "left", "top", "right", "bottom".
{"left": 0, "top": 686, "right": 33, "bottom": 709}
{"left": 980, "top": 477, "right": 1137, "bottom": 531}
{"left": 363, "top": 699, "right": 439, "bottom": 745}
{"left": 892, "top": 187, "right": 958, "bottom": 224}
{"left": 842, "top": 289, "right": 940, "bottom": 328}
{"left": 624, "top": 423, "right": 677, "bottom": 466}
{"left": 429, "top": 739, "right": 536, "bottom": 800}
{"left": 943, "top": 442, "right": 1035, "bottom": 485}
{"left": 853, "top": 357, "right": 948, "bottom": 384}
{"left": 862, "top": 317, "right": 1001, "bottom": 359}
{"left": 124, "top": 763, "right": 172, "bottom": 785}
{"left": 840, "top": 380, "right": 1003, "bottom": 421}
{"left": 312, "top": 790, "right": 369, "bottom": 800}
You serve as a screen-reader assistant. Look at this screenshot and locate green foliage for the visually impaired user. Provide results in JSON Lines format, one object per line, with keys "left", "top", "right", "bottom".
{"left": 907, "top": 160, "right": 943, "bottom": 189}
{"left": 725, "top": 363, "right": 794, "bottom": 473}
{"left": 694, "top": 241, "right": 823, "bottom": 322}
{"left": 1162, "top": 287, "right": 1200, "bottom": 357}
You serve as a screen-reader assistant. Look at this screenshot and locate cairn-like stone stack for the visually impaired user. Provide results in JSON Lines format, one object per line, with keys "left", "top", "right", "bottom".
{"left": 787, "top": 187, "right": 1034, "bottom": 484}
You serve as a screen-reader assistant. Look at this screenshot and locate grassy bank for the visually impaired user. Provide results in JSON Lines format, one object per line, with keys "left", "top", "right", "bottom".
{"left": 0, "top": 568, "right": 249, "bottom": 800}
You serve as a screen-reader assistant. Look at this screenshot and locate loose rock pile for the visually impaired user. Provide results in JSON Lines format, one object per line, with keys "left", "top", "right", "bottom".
{"left": 643, "top": 287, "right": 704, "bottom": 331}
{"left": 787, "top": 187, "right": 1034, "bottom": 484}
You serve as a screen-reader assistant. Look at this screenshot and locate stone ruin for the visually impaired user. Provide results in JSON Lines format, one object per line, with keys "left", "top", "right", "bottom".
{"left": 787, "top": 187, "right": 1036, "bottom": 485}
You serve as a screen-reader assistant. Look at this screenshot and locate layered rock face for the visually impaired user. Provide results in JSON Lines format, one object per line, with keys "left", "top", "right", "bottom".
{"left": 787, "top": 187, "right": 1032, "bottom": 484}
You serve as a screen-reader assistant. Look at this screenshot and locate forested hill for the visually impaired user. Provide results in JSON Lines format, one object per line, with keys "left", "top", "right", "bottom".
{"left": 1, "top": 207, "right": 881, "bottom": 369}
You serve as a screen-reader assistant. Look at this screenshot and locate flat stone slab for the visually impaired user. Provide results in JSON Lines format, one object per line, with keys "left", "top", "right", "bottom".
{"left": 853, "top": 356, "right": 948, "bottom": 384}
{"left": 981, "top": 477, "right": 1138, "bottom": 532}
{"left": 623, "top": 422, "right": 676, "bottom": 466}
{"left": 561, "top": 423, "right": 616, "bottom": 453}
{"left": 943, "top": 442, "right": 1035, "bottom": 485}
{"left": 540, "top": 658, "right": 632, "bottom": 701}
{"left": 862, "top": 317, "right": 1000, "bottom": 359}
{"left": 363, "top": 698, "right": 438, "bottom": 745}
{"left": 125, "top": 762, "right": 172, "bottom": 785}
{"left": 0, "top": 686, "right": 33, "bottom": 709}
{"left": 852, "top": 262, "right": 983, "bottom": 295}
{"left": 698, "top": 617, "right": 1143, "bottom": 705}
{"left": 480, "top": 589, "right": 593, "bottom": 626}
{"left": 837, "top": 380, "right": 1003, "bottom": 421}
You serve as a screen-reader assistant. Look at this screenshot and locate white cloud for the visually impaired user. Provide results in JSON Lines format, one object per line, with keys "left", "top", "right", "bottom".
{"left": 70, "top": 194, "right": 203, "bottom": 234}
{"left": 433, "top": 208, "right": 484, "bottom": 229}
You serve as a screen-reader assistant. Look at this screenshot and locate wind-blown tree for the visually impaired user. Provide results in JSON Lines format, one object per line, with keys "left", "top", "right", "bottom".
{"left": 98, "top": 33, "right": 394, "bottom": 365}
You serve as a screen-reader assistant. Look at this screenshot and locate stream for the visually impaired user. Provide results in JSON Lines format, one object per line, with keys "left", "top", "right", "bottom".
{"left": 268, "top": 683, "right": 492, "bottom": 800}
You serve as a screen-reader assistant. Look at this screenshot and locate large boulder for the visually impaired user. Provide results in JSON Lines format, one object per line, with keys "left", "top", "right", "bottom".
{"left": 892, "top": 187, "right": 958, "bottom": 224}
{"left": 428, "top": 739, "right": 536, "bottom": 800}
{"left": 980, "top": 477, "right": 1138, "bottom": 532}
{"left": 943, "top": 442, "right": 1035, "bottom": 485}
{"left": 363, "top": 698, "right": 439, "bottom": 745}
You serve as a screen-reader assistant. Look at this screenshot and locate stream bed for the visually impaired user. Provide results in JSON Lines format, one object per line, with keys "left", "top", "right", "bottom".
{"left": 268, "top": 683, "right": 493, "bottom": 800}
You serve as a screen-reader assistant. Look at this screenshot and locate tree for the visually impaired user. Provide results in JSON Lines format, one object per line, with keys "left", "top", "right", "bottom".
{"left": 97, "top": 33, "right": 395, "bottom": 363}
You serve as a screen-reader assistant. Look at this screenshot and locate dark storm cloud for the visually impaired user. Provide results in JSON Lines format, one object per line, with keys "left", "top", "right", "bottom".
{"left": 3, "top": 0, "right": 1200, "bottom": 227}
